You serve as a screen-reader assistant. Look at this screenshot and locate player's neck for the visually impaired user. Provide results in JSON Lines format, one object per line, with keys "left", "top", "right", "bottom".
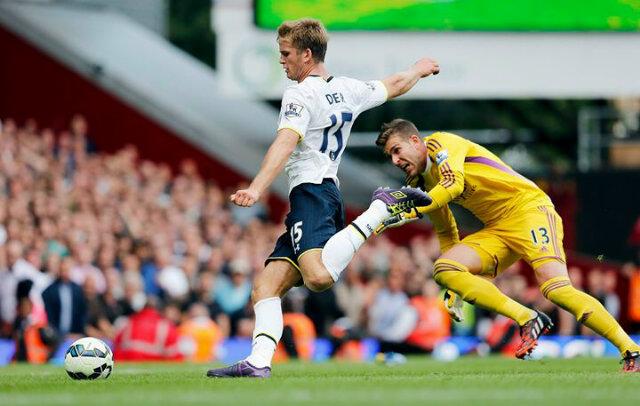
{"left": 298, "top": 63, "right": 328, "bottom": 83}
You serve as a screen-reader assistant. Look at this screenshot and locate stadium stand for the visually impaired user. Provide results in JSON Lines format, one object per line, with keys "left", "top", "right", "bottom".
{"left": 0, "top": 117, "right": 637, "bottom": 364}
{"left": 1, "top": 2, "right": 638, "bottom": 367}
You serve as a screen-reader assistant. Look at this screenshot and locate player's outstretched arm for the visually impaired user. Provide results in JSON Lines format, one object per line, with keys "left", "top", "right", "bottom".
{"left": 230, "top": 128, "right": 299, "bottom": 207}
{"left": 382, "top": 58, "right": 440, "bottom": 100}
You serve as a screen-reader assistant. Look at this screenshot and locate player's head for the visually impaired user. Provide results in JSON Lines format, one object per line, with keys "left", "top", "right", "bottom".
{"left": 277, "top": 18, "right": 328, "bottom": 82}
{"left": 376, "top": 119, "right": 427, "bottom": 177}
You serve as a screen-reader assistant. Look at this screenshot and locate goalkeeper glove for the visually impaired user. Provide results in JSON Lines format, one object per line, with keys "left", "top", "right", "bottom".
{"left": 374, "top": 208, "right": 423, "bottom": 235}
{"left": 444, "top": 289, "right": 464, "bottom": 322}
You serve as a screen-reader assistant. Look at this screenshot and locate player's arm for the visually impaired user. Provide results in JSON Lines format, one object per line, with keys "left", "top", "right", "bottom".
{"left": 427, "top": 206, "right": 460, "bottom": 253}
{"left": 232, "top": 86, "right": 309, "bottom": 207}
{"left": 230, "top": 129, "right": 299, "bottom": 207}
{"left": 381, "top": 58, "right": 440, "bottom": 100}
{"left": 416, "top": 135, "right": 468, "bottom": 215}
{"left": 429, "top": 205, "right": 465, "bottom": 322}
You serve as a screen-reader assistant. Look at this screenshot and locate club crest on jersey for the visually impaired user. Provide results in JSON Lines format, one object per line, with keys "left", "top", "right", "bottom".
{"left": 390, "top": 191, "right": 407, "bottom": 199}
{"left": 435, "top": 149, "right": 449, "bottom": 165}
{"left": 284, "top": 103, "right": 304, "bottom": 118}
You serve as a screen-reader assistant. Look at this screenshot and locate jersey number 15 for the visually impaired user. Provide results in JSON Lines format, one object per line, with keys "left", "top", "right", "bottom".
{"left": 320, "top": 112, "right": 353, "bottom": 161}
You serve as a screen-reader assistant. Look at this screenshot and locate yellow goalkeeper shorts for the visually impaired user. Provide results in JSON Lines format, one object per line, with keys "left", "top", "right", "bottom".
{"left": 461, "top": 205, "right": 566, "bottom": 277}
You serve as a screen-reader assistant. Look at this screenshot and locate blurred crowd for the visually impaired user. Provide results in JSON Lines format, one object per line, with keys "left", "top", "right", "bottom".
{"left": 1, "top": 116, "right": 639, "bottom": 363}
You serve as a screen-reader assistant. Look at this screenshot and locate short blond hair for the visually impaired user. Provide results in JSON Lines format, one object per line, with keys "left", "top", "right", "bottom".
{"left": 277, "top": 18, "right": 328, "bottom": 63}
{"left": 376, "top": 119, "right": 420, "bottom": 148}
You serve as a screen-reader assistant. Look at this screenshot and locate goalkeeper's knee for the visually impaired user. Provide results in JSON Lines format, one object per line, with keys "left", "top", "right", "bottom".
{"left": 433, "top": 258, "right": 469, "bottom": 286}
{"left": 433, "top": 258, "right": 486, "bottom": 305}
{"left": 434, "top": 258, "right": 536, "bottom": 325}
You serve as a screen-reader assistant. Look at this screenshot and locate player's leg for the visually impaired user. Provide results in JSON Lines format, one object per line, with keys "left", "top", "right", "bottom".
{"left": 295, "top": 180, "right": 390, "bottom": 291}
{"left": 433, "top": 242, "right": 538, "bottom": 327}
{"left": 317, "top": 199, "right": 389, "bottom": 285}
{"left": 300, "top": 194, "right": 396, "bottom": 287}
{"left": 435, "top": 240, "right": 552, "bottom": 359}
{"left": 299, "top": 249, "right": 333, "bottom": 291}
{"left": 207, "top": 260, "right": 300, "bottom": 378}
{"left": 246, "top": 260, "right": 301, "bottom": 367}
{"left": 535, "top": 260, "right": 640, "bottom": 370}
{"left": 318, "top": 186, "right": 429, "bottom": 285}
{"left": 516, "top": 205, "right": 639, "bottom": 368}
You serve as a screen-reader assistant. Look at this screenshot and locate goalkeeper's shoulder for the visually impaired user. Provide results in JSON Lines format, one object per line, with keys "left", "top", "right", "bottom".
{"left": 405, "top": 174, "right": 426, "bottom": 189}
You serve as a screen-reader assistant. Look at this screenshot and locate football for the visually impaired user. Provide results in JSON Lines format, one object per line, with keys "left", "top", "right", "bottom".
{"left": 64, "top": 337, "right": 114, "bottom": 380}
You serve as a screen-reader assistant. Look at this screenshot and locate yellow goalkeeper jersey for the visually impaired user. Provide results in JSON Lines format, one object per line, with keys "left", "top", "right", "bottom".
{"left": 407, "top": 132, "right": 552, "bottom": 248}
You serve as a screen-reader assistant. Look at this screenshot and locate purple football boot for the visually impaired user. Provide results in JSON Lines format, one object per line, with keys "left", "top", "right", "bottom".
{"left": 206, "top": 360, "right": 271, "bottom": 378}
{"left": 372, "top": 186, "right": 432, "bottom": 216}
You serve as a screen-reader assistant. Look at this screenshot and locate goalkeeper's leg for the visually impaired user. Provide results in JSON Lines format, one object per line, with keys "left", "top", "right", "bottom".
{"left": 536, "top": 260, "right": 640, "bottom": 358}
{"left": 433, "top": 247, "right": 537, "bottom": 326}
{"left": 434, "top": 246, "right": 553, "bottom": 358}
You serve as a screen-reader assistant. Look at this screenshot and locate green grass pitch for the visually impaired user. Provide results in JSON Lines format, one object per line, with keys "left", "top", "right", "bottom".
{"left": 1, "top": 357, "right": 638, "bottom": 405}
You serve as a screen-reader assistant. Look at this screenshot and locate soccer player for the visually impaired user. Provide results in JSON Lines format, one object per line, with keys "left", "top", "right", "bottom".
{"left": 206, "top": 19, "right": 439, "bottom": 378}
{"left": 372, "top": 118, "right": 640, "bottom": 372}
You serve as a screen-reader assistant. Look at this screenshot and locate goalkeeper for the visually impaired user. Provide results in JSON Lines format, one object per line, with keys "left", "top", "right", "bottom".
{"left": 324, "top": 118, "right": 640, "bottom": 371}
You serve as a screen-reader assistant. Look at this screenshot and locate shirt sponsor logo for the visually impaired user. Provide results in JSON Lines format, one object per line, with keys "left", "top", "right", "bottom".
{"left": 435, "top": 149, "right": 449, "bottom": 165}
{"left": 284, "top": 103, "right": 304, "bottom": 118}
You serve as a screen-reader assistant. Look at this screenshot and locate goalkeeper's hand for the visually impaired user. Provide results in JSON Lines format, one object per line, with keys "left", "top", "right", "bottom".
{"left": 374, "top": 208, "right": 423, "bottom": 235}
{"left": 444, "top": 289, "right": 464, "bottom": 322}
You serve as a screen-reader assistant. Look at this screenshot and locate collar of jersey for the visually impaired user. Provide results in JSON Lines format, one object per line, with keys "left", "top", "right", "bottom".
{"left": 308, "top": 75, "right": 333, "bottom": 82}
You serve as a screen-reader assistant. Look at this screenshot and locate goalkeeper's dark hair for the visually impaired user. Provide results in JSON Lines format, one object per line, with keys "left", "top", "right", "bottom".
{"left": 376, "top": 119, "right": 420, "bottom": 148}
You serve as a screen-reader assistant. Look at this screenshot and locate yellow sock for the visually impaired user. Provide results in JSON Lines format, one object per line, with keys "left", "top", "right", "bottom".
{"left": 541, "top": 276, "right": 640, "bottom": 354}
{"left": 433, "top": 259, "right": 536, "bottom": 326}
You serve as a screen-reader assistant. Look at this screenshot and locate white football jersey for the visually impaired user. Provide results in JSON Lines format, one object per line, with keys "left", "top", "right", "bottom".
{"left": 277, "top": 76, "right": 387, "bottom": 193}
